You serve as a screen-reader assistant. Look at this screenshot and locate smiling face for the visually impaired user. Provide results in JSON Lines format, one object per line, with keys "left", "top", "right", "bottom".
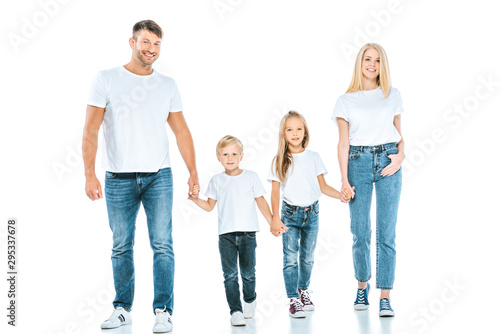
{"left": 130, "top": 29, "right": 161, "bottom": 66}
{"left": 217, "top": 143, "right": 243, "bottom": 174}
{"left": 284, "top": 117, "right": 306, "bottom": 152}
{"left": 361, "top": 48, "right": 380, "bottom": 82}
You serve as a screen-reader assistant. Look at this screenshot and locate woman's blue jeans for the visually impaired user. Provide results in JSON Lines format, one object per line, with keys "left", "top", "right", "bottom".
{"left": 104, "top": 167, "right": 174, "bottom": 314}
{"left": 218, "top": 232, "right": 257, "bottom": 315}
{"left": 281, "top": 200, "right": 319, "bottom": 298}
{"left": 348, "top": 143, "right": 402, "bottom": 290}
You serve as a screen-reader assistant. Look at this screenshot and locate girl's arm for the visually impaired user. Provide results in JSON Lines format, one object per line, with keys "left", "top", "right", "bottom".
{"left": 337, "top": 118, "right": 355, "bottom": 201}
{"left": 317, "top": 174, "right": 341, "bottom": 199}
{"left": 270, "top": 181, "right": 286, "bottom": 236}
{"left": 255, "top": 196, "right": 273, "bottom": 226}
{"left": 190, "top": 197, "right": 217, "bottom": 212}
{"left": 381, "top": 114, "right": 405, "bottom": 176}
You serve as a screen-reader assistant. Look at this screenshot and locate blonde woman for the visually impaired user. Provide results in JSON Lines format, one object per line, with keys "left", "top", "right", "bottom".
{"left": 268, "top": 111, "right": 342, "bottom": 318}
{"left": 332, "top": 43, "right": 405, "bottom": 317}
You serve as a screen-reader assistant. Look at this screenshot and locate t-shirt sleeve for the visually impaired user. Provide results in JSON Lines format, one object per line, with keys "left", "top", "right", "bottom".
{"left": 87, "top": 72, "right": 107, "bottom": 108}
{"left": 393, "top": 88, "right": 404, "bottom": 115}
{"left": 314, "top": 152, "right": 328, "bottom": 176}
{"left": 170, "top": 80, "right": 183, "bottom": 113}
{"left": 205, "top": 176, "right": 217, "bottom": 200}
{"left": 332, "top": 96, "right": 348, "bottom": 124}
{"left": 252, "top": 173, "right": 266, "bottom": 198}
{"left": 267, "top": 159, "right": 280, "bottom": 183}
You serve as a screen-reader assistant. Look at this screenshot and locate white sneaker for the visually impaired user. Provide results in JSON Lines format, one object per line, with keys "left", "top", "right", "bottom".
{"left": 243, "top": 300, "right": 257, "bottom": 318}
{"left": 100, "top": 307, "right": 131, "bottom": 329}
{"left": 230, "top": 311, "right": 246, "bottom": 326}
{"left": 153, "top": 308, "right": 173, "bottom": 333}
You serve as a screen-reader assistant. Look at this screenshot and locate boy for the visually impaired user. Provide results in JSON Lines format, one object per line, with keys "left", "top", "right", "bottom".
{"left": 189, "top": 135, "right": 278, "bottom": 326}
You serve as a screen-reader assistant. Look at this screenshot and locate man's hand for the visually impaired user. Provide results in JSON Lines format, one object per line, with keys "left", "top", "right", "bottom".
{"left": 187, "top": 173, "right": 199, "bottom": 198}
{"left": 85, "top": 174, "right": 103, "bottom": 201}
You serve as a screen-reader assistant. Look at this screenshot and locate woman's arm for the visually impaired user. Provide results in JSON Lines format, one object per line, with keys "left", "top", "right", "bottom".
{"left": 337, "top": 118, "right": 355, "bottom": 200}
{"left": 381, "top": 114, "right": 405, "bottom": 177}
{"left": 317, "top": 174, "right": 341, "bottom": 199}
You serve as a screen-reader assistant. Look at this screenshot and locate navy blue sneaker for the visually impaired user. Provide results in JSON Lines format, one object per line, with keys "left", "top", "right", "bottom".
{"left": 354, "top": 283, "right": 370, "bottom": 310}
{"left": 379, "top": 298, "right": 395, "bottom": 317}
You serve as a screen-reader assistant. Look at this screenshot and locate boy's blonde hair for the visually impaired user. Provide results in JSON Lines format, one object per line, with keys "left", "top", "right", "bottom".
{"left": 346, "top": 43, "right": 392, "bottom": 98}
{"left": 216, "top": 135, "right": 244, "bottom": 156}
{"left": 273, "top": 111, "right": 309, "bottom": 183}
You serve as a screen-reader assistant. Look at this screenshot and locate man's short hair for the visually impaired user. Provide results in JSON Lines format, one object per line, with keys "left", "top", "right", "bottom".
{"left": 132, "top": 20, "right": 163, "bottom": 40}
{"left": 216, "top": 135, "right": 244, "bottom": 156}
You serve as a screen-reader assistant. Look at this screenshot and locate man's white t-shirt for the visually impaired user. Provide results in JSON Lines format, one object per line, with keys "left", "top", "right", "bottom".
{"left": 205, "top": 170, "right": 266, "bottom": 235}
{"left": 332, "top": 87, "right": 403, "bottom": 146}
{"left": 268, "top": 150, "right": 327, "bottom": 207}
{"left": 88, "top": 66, "right": 183, "bottom": 172}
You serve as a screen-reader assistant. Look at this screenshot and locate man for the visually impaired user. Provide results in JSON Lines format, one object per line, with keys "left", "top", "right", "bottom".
{"left": 82, "top": 20, "right": 198, "bottom": 333}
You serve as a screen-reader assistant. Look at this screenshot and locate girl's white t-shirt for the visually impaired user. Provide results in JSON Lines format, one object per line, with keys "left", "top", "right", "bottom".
{"left": 88, "top": 66, "right": 183, "bottom": 172}
{"left": 205, "top": 170, "right": 266, "bottom": 235}
{"left": 332, "top": 87, "right": 403, "bottom": 146}
{"left": 268, "top": 150, "right": 327, "bottom": 207}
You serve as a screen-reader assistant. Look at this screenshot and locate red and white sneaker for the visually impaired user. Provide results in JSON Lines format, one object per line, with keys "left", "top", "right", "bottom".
{"left": 289, "top": 298, "right": 306, "bottom": 318}
{"left": 299, "top": 288, "right": 315, "bottom": 311}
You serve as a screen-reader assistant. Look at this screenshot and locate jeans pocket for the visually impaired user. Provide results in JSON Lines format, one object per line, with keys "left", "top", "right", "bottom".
{"left": 312, "top": 202, "right": 319, "bottom": 216}
{"left": 348, "top": 150, "right": 361, "bottom": 161}
{"left": 105, "top": 171, "right": 117, "bottom": 179}
{"left": 383, "top": 148, "right": 399, "bottom": 158}
{"left": 282, "top": 207, "right": 295, "bottom": 219}
{"left": 246, "top": 232, "right": 256, "bottom": 239}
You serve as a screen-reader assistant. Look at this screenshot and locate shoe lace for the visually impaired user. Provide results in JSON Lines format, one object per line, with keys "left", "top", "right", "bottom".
{"left": 300, "top": 290, "right": 312, "bottom": 304}
{"left": 380, "top": 299, "right": 390, "bottom": 310}
{"left": 155, "top": 307, "right": 170, "bottom": 325}
{"left": 106, "top": 307, "right": 124, "bottom": 321}
{"left": 356, "top": 289, "right": 366, "bottom": 303}
{"left": 291, "top": 298, "right": 303, "bottom": 311}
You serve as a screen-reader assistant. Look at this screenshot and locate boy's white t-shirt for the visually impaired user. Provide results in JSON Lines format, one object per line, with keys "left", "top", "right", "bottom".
{"left": 332, "top": 87, "right": 403, "bottom": 146}
{"left": 205, "top": 169, "right": 266, "bottom": 235}
{"left": 87, "top": 66, "right": 183, "bottom": 172}
{"left": 268, "top": 150, "right": 327, "bottom": 207}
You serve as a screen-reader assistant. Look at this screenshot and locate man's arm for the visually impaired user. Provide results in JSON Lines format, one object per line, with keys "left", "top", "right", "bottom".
{"left": 82, "top": 105, "right": 105, "bottom": 200}
{"left": 167, "top": 112, "right": 199, "bottom": 195}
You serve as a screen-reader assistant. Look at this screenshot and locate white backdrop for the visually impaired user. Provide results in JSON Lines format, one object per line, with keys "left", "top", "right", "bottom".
{"left": 1, "top": 0, "right": 499, "bottom": 333}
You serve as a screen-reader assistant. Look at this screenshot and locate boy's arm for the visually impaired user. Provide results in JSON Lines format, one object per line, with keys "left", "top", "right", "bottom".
{"left": 190, "top": 197, "right": 217, "bottom": 212}
{"left": 317, "top": 174, "right": 341, "bottom": 199}
{"left": 255, "top": 196, "right": 273, "bottom": 226}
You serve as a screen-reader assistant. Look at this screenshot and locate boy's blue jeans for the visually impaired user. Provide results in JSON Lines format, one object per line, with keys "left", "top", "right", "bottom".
{"left": 347, "top": 143, "right": 402, "bottom": 290}
{"left": 218, "top": 232, "right": 257, "bottom": 314}
{"left": 281, "top": 200, "right": 319, "bottom": 298}
{"left": 104, "top": 167, "right": 175, "bottom": 314}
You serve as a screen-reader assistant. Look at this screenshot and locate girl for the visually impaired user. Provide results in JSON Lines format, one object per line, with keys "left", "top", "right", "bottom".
{"left": 332, "top": 43, "right": 405, "bottom": 317}
{"left": 268, "top": 111, "right": 343, "bottom": 318}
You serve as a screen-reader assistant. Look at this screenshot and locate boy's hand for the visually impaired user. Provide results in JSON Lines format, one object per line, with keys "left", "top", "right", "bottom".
{"left": 271, "top": 217, "right": 288, "bottom": 237}
{"left": 341, "top": 186, "right": 355, "bottom": 203}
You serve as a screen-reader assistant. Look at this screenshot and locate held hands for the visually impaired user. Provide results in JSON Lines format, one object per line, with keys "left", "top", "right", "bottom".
{"left": 270, "top": 216, "right": 288, "bottom": 237}
{"left": 341, "top": 183, "right": 355, "bottom": 203}
{"left": 381, "top": 153, "right": 405, "bottom": 177}
{"left": 85, "top": 174, "right": 103, "bottom": 201}
{"left": 188, "top": 184, "right": 200, "bottom": 200}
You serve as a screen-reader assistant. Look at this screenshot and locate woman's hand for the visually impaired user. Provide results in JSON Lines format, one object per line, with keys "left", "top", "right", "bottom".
{"left": 381, "top": 152, "right": 405, "bottom": 177}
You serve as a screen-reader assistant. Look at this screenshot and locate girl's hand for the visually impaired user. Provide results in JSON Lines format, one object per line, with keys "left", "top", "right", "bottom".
{"left": 271, "top": 216, "right": 286, "bottom": 237}
{"left": 381, "top": 153, "right": 404, "bottom": 177}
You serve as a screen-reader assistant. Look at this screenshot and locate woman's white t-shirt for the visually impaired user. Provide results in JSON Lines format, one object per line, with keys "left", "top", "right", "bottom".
{"left": 205, "top": 170, "right": 266, "bottom": 235}
{"left": 268, "top": 150, "right": 327, "bottom": 207}
{"left": 332, "top": 87, "right": 403, "bottom": 146}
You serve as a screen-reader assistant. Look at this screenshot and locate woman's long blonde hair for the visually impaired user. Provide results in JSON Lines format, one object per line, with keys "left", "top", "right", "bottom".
{"left": 273, "top": 111, "right": 310, "bottom": 183}
{"left": 346, "top": 43, "right": 392, "bottom": 97}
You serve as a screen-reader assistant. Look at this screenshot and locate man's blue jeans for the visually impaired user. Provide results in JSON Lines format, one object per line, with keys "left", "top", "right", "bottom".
{"left": 347, "top": 143, "right": 402, "bottom": 290}
{"left": 218, "top": 232, "right": 257, "bottom": 315}
{"left": 104, "top": 167, "right": 174, "bottom": 314}
{"left": 281, "top": 200, "right": 319, "bottom": 298}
